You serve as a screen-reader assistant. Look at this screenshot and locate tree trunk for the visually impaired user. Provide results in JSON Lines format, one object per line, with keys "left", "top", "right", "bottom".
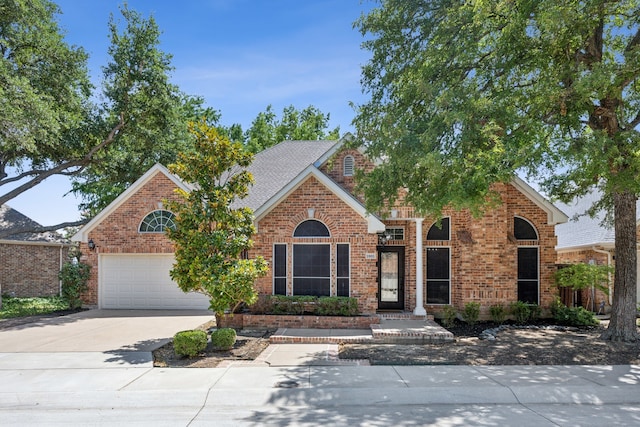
{"left": 601, "top": 190, "right": 639, "bottom": 341}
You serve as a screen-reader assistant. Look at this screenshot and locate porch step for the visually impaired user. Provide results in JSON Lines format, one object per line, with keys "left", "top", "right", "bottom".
{"left": 376, "top": 312, "right": 435, "bottom": 321}
{"left": 371, "top": 319, "right": 454, "bottom": 344}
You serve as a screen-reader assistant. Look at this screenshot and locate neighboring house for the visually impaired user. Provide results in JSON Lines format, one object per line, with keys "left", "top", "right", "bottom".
{"left": 72, "top": 137, "right": 567, "bottom": 316}
{"left": 555, "top": 190, "right": 638, "bottom": 309}
{"left": 0, "top": 205, "right": 71, "bottom": 298}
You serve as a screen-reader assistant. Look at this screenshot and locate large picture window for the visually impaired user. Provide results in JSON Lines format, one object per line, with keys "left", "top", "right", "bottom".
{"left": 293, "top": 244, "right": 330, "bottom": 296}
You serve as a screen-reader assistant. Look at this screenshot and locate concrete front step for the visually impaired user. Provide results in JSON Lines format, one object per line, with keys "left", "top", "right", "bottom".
{"left": 269, "top": 318, "right": 454, "bottom": 344}
{"left": 371, "top": 319, "right": 454, "bottom": 344}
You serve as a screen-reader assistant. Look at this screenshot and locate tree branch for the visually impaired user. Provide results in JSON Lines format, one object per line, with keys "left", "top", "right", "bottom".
{"left": 0, "top": 114, "right": 126, "bottom": 207}
{"left": 0, "top": 218, "right": 88, "bottom": 239}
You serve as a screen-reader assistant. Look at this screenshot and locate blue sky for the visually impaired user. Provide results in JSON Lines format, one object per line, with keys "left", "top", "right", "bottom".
{"left": 8, "top": 0, "right": 375, "bottom": 226}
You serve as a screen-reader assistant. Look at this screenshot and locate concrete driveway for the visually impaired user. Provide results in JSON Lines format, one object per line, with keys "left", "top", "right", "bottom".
{"left": 0, "top": 309, "right": 213, "bottom": 352}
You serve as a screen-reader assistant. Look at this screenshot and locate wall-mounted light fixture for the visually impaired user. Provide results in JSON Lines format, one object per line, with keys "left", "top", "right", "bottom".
{"left": 378, "top": 232, "right": 392, "bottom": 246}
{"left": 88, "top": 239, "right": 96, "bottom": 251}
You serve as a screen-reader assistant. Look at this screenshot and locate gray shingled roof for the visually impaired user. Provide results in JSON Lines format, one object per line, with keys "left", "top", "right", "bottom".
{"left": 237, "top": 140, "right": 341, "bottom": 211}
{"left": 0, "top": 204, "right": 68, "bottom": 243}
{"left": 555, "top": 190, "right": 640, "bottom": 249}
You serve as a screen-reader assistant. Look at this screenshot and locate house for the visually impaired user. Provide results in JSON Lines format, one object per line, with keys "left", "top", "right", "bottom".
{"left": 72, "top": 137, "right": 567, "bottom": 316}
{"left": 555, "top": 190, "right": 639, "bottom": 309}
{"left": 0, "top": 205, "right": 71, "bottom": 298}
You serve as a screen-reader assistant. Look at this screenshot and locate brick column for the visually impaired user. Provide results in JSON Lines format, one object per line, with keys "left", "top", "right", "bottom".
{"left": 414, "top": 218, "right": 427, "bottom": 316}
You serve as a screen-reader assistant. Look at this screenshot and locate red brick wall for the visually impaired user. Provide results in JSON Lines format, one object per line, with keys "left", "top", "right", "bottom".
{"left": 251, "top": 175, "right": 380, "bottom": 314}
{"left": 0, "top": 242, "right": 70, "bottom": 297}
{"left": 79, "top": 172, "right": 181, "bottom": 305}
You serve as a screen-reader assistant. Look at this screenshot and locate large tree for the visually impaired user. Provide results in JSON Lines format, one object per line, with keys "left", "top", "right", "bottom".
{"left": 354, "top": 0, "right": 640, "bottom": 340}
{"left": 244, "top": 104, "right": 340, "bottom": 153}
{"left": 166, "top": 120, "right": 268, "bottom": 319}
{"left": 0, "top": 1, "right": 198, "bottom": 234}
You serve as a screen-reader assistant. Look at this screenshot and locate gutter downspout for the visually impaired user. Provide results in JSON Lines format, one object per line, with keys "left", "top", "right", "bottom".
{"left": 592, "top": 246, "right": 613, "bottom": 306}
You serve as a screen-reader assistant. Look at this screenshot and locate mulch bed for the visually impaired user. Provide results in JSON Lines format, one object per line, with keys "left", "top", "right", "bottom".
{"left": 338, "top": 319, "right": 640, "bottom": 365}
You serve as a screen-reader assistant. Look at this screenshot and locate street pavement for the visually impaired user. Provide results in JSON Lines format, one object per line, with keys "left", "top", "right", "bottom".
{"left": 1, "top": 310, "right": 640, "bottom": 426}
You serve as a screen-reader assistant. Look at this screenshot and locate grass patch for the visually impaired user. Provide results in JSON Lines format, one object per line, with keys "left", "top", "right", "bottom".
{"left": 0, "top": 296, "right": 68, "bottom": 319}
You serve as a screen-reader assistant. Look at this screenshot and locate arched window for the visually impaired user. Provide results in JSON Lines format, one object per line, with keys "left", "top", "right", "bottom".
{"left": 426, "top": 218, "right": 450, "bottom": 240}
{"left": 293, "top": 220, "right": 330, "bottom": 237}
{"left": 343, "top": 155, "right": 355, "bottom": 177}
{"left": 426, "top": 218, "right": 451, "bottom": 304}
{"left": 139, "top": 210, "right": 176, "bottom": 233}
{"left": 514, "top": 216, "right": 538, "bottom": 240}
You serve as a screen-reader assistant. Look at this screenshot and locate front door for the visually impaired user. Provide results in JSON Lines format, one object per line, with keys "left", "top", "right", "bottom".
{"left": 377, "top": 246, "right": 405, "bottom": 310}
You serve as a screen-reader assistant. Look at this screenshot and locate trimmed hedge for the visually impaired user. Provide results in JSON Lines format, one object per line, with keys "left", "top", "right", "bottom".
{"left": 173, "top": 330, "right": 208, "bottom": 357}
{"left": 249, "top": 295, "right": 359, "bottom": 316}
{"left": 211, "top": 328, "right": 237, "bottom": 350}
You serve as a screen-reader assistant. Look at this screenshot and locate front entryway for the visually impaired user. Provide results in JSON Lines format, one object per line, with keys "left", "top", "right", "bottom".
{"left": 377, "top": 246, "right": 405, "bottom": 310}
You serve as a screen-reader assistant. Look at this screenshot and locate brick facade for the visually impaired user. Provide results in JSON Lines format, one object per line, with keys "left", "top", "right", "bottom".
{"left": 0, "top": 241, "right": 70, "bottom": 297}
{"left": 78, "top": 172, "right": 181, "bottom": 306}
{"left": 76, "top": 146, "right": 562, "bottom": 316}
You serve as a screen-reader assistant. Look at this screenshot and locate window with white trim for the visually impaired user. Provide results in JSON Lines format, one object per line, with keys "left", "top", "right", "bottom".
{"left": 139, "top": 210, "right": 176, "bottom": 233}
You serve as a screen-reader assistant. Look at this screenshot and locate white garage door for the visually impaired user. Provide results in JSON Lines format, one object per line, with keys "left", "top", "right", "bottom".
{"left": 100, "top": 254, "right": 210, "bottom": 309}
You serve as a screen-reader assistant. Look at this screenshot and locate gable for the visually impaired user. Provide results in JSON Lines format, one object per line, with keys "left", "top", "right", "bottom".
{"left": 72, "top": 164, "right": 187, "bottom": 243}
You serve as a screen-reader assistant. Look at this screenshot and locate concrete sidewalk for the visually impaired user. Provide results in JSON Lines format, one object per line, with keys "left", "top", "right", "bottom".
{"left": 1, "top": 362, "right": 640, "bottom": 426}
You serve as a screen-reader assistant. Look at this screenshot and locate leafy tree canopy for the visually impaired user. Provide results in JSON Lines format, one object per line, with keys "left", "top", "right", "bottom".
{"left": 166, "top": 120, "right": 268, "bottom": 317}
{"left": 354, "top": 0, "right": 640, "bottom": 340}
{"left": 244, "top": 104, "right": 340, "bottom": 153}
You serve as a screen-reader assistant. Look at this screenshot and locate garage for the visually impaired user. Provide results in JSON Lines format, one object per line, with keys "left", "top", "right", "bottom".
{"left": 99, "top": 254, "right": 210, "bottom": 309}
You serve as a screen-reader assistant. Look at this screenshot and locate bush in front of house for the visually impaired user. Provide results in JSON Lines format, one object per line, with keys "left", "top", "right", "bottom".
{"left": 441, "top": 305, "right": 457, "bottom": 328}
{"left": 173, "top": 330, "right": 208, "bottom": 357}
{"left": 210, "top": 328, "right": 237, "bottom": 350}
{"left": 550, "top": 298, "right": 599, "bottom": 327}
{"left": 316, "top": 296, "right": 359, "bottom": 316}
{"left": 489, "top": 304, "right": 507, "bottom": 324}
{"left": 249, "top": 295, "right": 359, "bottom": 316}
{"left": 510, "top": 301, "right": 533, "bottom": 324}
{"left": 462, "top": 302, "right": 481, "bottom": 325}
{"left": 58, "top": 257, "right": 91, "bottom": 310}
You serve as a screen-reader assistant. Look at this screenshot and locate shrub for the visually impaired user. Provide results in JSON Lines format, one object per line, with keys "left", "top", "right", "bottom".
{"left": 249, "top": 294, "right": 274, "bottom": 314}
{"left": 552, "top": 304, "right": 599, "bottom": 327}
{"left": 271, "top": 295, "right": 318, "bottom": 314}
{"left": 462, "top": 302, "right": 481, "bottom": 325}
{"left": 316, "top": 297, "right": 359, "bottom": 316}
{"left": 441, "top": 305, "right": 457, "bottom": 328}
{"left": 489, "top": 304, "right": 507, "bottom": 324}
{"left": 210, "top": 328, "right": 237, "bottom": 350}
{"left": 528, "top": 304, "right": 542, "bottom": 321}
{"left": 173, "top": 330, "right": 208, "bottom": 357}
{"left": 510, "top": 301, "right": 531, "bottom": 324}
{"left": 58, "top": 258, "right": 91, "bottom": 310}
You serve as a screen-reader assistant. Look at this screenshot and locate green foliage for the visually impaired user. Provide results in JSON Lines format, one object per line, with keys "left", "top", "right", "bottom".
{"left": 552, "top": 305, "right": 600, "bottom": 327}
{"left": 462, "top": 302, "right": 481, "bottom": 326}
{"left": 166, "top": 121, "right": 268, "bottom": 317}
{"left": 210, "top": 328, "right": 237, "bottom": 350}
{"left": 0, "top": 296, "right": 68, "bottom": 319}
{"left": 555, "top": 263, "right": 613, "bottom": 294}
{"left": 58, "top": 258, "right": 91, "bottom": 310}
{"left": 316, "top": 297, "right": 359, "bottom": 317}
{"left": 244, "top": 104, "right": 340, "bottom": 153}
{"left": 248, "top": 295, "right": 359, "bottom": 316}
{"left": 489, "top": 304, "right": 507, "bottom": 324}
{"left": 173, "top": 330, "right": 208, "bottom": 357}
{"left": 353, "top": 0, "right": 640, "bottom": 338}
{"left": 441, "top": 305, "right": 457, "bottom": 328}
{"left": 510, "top": 301, "right": 531, "bottom": 325}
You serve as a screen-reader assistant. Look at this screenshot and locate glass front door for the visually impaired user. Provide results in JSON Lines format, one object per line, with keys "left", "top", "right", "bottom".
{"left": 378, "top": 246, "right": 404, "bottom": 310}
